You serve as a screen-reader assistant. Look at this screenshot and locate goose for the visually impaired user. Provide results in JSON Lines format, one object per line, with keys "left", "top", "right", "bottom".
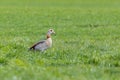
{"left": 29, "top": 29, "right": 55, "bottom": 51}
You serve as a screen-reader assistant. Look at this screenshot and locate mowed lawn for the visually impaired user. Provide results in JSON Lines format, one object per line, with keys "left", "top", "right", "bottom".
{"left": 0, "top": 0, "right": 120, "bottom": 80}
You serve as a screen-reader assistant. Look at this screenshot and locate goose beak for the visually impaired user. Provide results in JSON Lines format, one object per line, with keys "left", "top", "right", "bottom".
{"left": 53, "top": 31, "right": 55, "bottom": 34}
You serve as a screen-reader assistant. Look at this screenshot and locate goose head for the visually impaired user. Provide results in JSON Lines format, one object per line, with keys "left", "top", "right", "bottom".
{"left": 47, "top": 29, "right": 55, "bottom": 38}
{"left": 47, "top": 29, "right": 55, "bottom": 35}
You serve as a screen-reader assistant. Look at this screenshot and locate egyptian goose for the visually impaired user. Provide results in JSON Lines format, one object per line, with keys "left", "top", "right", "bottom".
{"left": 29, "top": 29, "right": 55, "bottom": 51}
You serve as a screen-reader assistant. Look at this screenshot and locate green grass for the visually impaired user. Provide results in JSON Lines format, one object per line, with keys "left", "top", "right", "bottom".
{"left": 0, "top": 0, "right": 120, "bottom": 80}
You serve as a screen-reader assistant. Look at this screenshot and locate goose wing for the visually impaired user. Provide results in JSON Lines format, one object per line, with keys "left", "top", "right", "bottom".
{"left": 29, "top": 40, "right": 46, "bottom": 50}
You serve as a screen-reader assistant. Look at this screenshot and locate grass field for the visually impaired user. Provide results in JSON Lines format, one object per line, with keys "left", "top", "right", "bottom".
{"left": 0, "top": 0, "right": 120, "bottom": 80}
